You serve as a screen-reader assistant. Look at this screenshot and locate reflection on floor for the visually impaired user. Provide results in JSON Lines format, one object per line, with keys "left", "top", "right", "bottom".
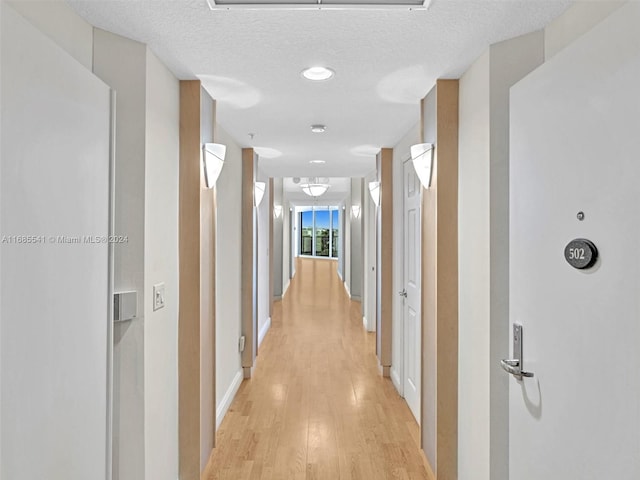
{"left": 204, "top": 257, "right": 433, "bottom": 479}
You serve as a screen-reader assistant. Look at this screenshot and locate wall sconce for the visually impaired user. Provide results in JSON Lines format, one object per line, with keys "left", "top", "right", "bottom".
{"left": 254, "top": 181, "right": 266, "bottom": 207}
{"left": 273, "top": 205, "right": 283, "bottom": 218}
{"left": 368, "top": 181, "right": 380, "bottom": 207}
{"left": 202, "top": 143, "right": 226, "bottom": 188}
{"left": 410, "top": 143, "right": 434, "bottom": 189}
{"left": 351, "top": 205, "right": 361, "bottom": 218}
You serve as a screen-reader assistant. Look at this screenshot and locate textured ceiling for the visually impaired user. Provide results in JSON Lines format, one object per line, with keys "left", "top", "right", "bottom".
{"left": 68, "top": 0, "right": 572, "bottom": 177}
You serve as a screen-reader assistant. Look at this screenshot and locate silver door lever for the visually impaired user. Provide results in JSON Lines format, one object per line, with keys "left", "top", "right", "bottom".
{"left": 500, "top": 359, "right": 533, "bottom": 379}
{"left": 398, "top": 289, "right": 407, "bottom": 298}
{"left": 500, "top": 324, "right": 534, "bottom": 380}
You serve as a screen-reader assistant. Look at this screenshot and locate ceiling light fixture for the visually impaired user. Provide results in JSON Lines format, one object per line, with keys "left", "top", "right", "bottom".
{"left": 302, "top": 67, "right": 335, "bottom": 81}
{"left": 309, "top": 160, "right": 326, "bottom": 164}
{"left": 311, "top": 124, "right": 326, "bottom": 133}
{"left": 410, "top": 143, "right": 434, "bottom": 189}
{"left": 202, "top": 143, "right": 226, "bottom": 188}
{"left": 300, "top": 177, "right": 330, "bottom": 197}
{"left": 368, "top": 181, "right": 380, "bottom": 207}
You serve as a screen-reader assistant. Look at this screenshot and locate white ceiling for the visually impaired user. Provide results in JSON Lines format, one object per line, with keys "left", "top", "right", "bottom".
{"left": 68, "top": 0, "right": 572, "bottom": 177}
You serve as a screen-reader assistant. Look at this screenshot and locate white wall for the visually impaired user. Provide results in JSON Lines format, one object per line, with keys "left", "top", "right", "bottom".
{"left": 362, "top": 173, "right": 376, "bottom": 332}
{"left": 391, "top": 124, "right": 420, "bottom": 394}
{"left": 273, "top": 178, "right": 284, "bottom": 298}
{"left": 458, "top": 31, "right": 544, "bottom": 480}
{"left": 282, "top": 203, "right": 292, "bottom": 296}
{"left": 70, "top": 20, "right": 183, "bottom": 480}
{"left": 337, "top": 206, "right": 345, "bottom": 280}
{"left": 344, "top": 188, "right": 352, "bottom": 296}
{"left": 7, "top": 0, "right": 93, "bottom": 70}
{"left": 1, "top": 6, "right": 111, "bottom": 478}
{"left": 349, "top": 178, "right": 364, "bottom": 302}
{"left": 214, "top": 126, "right": 243, "bottom": 428}
{"left": 293, "top": 207, "right": 300, "bottom": 259}
{"left": 93, "top": 28, "right": 147, "bottom": 480}
{"left": 2, "top": 7, "right": 153, "bottom": 479}
{"left": 487, "top": 32, "right": 544, "bottom": 480}
{"left": 95, "top": 31, "right": 181, "bottom": 480}
{"left": 0, "top": 6, "right": 3, "bottom": 469}
{"left": 290, "top": 205, "right": 296, "bottom": 279}
{"left": 199, "top": 87, "right": 215, "bottom": 471}
{"left": 458, "top": 48, "right": 492, "bottom": 480}
{"left": 143, "top": 49, "right": 179, "bottom": 480}
{"left": 256, "top": 169, "right": 271, "bottom": 347}
{"left": 420, "top": 85, "right": 437, "bottom": 469}
{"left": 544, "top": 0, "right": 624, "bottom": 60}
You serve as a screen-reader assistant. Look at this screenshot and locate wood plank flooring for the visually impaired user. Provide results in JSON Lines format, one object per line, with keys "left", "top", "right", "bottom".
{"left": 203, "top": 258, "right": 434, "bottom": 480}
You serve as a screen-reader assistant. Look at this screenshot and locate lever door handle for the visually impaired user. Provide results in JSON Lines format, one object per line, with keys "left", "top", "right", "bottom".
{"left": 500, "top": 358, "right": 534, "bottom": 379}
{"left": 501, "top": 324, "right": 534, "bottom": 380}
{"left": 398, "top": 289, "right": 407, "bottom": 298}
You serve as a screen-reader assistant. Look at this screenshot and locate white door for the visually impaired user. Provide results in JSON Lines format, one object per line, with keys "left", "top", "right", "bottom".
{"left": 1, "top": 5, "right": 113, "bottom": 480}
{"left": 402, "top": 159, "right": 421, "bottom": 422}
{"left": 364, "top": 190, "right": 377, "bottom": 332}
{"left": 508, "top": 4, "right": 640, "bottom": 479}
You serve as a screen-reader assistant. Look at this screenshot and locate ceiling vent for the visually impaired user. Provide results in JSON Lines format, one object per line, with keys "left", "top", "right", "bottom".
{"left": 207, "top": 0, "right": 430, "bottom": 10}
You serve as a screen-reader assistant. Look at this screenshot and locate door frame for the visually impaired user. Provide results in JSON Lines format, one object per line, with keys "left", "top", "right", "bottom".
{"left": 106, "top": 89, "right": 116, "bottom": 480}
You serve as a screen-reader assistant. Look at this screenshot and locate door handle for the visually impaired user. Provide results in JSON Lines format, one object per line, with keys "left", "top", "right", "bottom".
{"left": 500, "top": 324, "right": 534, "bottom": 380}
{"left": 500, "top": 359, "right": 534, "bottom": 378}
{"left": 398, "top": 289, "right": 407, "bottom": 298}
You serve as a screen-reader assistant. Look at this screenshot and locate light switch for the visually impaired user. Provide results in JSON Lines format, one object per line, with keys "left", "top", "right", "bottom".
{"left": 153, "top": 283, "right": 165, "bottom": 311}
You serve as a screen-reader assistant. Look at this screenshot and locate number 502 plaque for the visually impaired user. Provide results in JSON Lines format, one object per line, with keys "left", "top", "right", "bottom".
{"left": 564, "top": 239, "right": 598, "bottom": 270}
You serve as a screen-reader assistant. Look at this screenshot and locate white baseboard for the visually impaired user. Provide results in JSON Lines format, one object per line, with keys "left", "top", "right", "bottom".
{"left": 391, "top": 367, "right": 403, "bottom": 396}
{"left": 363, "top": 316, "right": 375, "bottom": 332}
{"left": 344, "top": 281, "right": 351, "bottom": 298}
{"left": 258, "top": 316, "right": 271, "bottom": 347}
{"left": 216, "top": 370, "right": 243, "bottom": 429}
{"left": 283, "top": 279, "right": 290, "bottom": 297}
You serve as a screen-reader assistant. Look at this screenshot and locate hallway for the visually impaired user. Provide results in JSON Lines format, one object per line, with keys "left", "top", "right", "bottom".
{"left": 204, "top": 258, "right": 432, "bottom": 479}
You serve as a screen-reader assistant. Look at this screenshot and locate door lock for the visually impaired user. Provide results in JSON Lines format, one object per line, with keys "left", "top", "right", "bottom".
{"left": 500, "top": 324, "right": 534, "bottom": 380}
{"left": 398, "top": 289, "right": 407, "bottom": 298}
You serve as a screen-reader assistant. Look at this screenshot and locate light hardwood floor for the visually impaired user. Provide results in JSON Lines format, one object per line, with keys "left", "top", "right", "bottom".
{"left": 203, "top": 258, "right": 434, "bottom": 480}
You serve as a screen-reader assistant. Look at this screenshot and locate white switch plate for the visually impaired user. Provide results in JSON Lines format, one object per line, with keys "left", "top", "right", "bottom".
{"left": 153, "top": 283, "right": 165, "bottom": 311}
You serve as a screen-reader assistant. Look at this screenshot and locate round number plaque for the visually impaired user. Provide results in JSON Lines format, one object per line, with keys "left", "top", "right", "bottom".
{"left": 564, "top": 239, "right": 598, "bottom": 269}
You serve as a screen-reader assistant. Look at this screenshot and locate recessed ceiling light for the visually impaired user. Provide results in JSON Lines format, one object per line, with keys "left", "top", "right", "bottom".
{"left": 309, "top": 160, "right": 326, "bottom": 164}
{"left": 301, "top": 67, "right": 335, "bottom": 81}
{"left": 311, "top": 124, "right": 326, "bottom": 133}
